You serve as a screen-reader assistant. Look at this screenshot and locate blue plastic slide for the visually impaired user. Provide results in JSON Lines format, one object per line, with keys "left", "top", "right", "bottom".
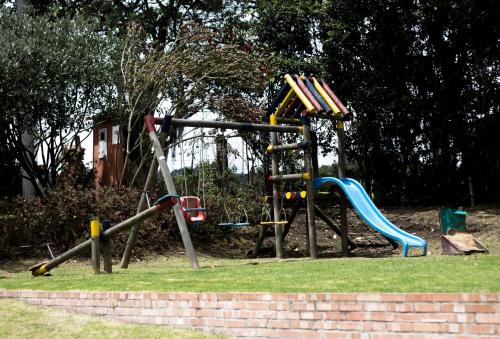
{"left": 313, "top": 177, "right": 427, "bottom": 257}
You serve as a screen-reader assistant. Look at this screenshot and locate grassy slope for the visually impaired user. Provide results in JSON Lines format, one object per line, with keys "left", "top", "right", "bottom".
{"left": 1, "top": 255, "right": 499, "bottom": 293}
{"left": 0, "top": 299, "right": 223, "bottom": 339}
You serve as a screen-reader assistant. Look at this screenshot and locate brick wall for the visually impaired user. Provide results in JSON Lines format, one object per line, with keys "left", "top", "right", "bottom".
{"left": 1, "top": 290, "right": 499, "bottom": 338}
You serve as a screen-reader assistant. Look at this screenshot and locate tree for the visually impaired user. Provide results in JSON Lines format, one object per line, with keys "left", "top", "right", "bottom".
{"left": 318, "top": 0, "right": 500, "bottom": 204}
{"left": 0, "top": 8, "right": 120, "bottom": 195}
{"left": 117, "top": 21, "right": 265, "bottom": 185}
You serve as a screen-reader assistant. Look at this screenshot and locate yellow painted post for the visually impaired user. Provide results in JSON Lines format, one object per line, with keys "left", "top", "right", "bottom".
{"left": 90, "top": 219, "right": 100, "bottom": 274}
{"left": 311, "top": 77, "right": 341, "bottom": 116}
{"left": 274, "top": 89, "right": 295, "bottom": 117}
{"left": 284, "top": 74, "right": 315, "bottom": 113}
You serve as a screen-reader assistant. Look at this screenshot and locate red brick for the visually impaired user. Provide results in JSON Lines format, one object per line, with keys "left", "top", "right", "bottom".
{"left": 363, "top": 302, "right": 388, "bottom": 311}
{"left": 405, "top": 294, "right": 435, "bottom": 302}
{"left": 330, "top": 294, "right": 356, "bottom": 301}
{"left": 155, "top": 293, "right": 170, "bottom": 300}
{"left": 175, "top": 308, "right": 196, "bottom": 317}
{"left": 236, "top": 293, "right": 261, "bottom": 301}
{"left": 345, "top": 312, "right": 367, "bottom": 321}
{"left": 314, "top": 320, "right": 335, "bottom": 330}
{"left": 464, "top": 324, "right": 496, "bottom": 334}
{"left": 291, "top": 302, "right": 314, "bottom": 311}
{"left": 370, "top": 311, "right": 395, "bottom": 322}
{"left": 387, "top": 303, "right": 413, "bottom": 312}
{"left": 272, "top": 293, "right": 299, "bottom": 301}
{"left": 466, "top": 303, "right": 498, "bottom": 313}
{"left": 225, "top": 319, "right": 245, "bottom": 328}
{"left": 449, "top": 313, "right": 475, "bottom": 323}
{"left": 246, "top": 319, "right": 267, "bottom": 328}
{"left": 324, "top": 311, "right": 346, "bottom": 320}
{"left": 385, "top": 322, "right": 413, "bottom": 332}
{"left": 335, "top": 321, "right": 362, "bottom": 331}
{"left": 246, "top": 302, "right": 268, "bottom": 310}
{"left": 324, "top": 331, "right": 363, "bottom": 339}
{"left": 380, "top": 293, "right": 407, "bottom": 302}
{"left": 414, "top": 303, "right": 441, "bottom": 312}
{"left": 441, "top": 323, "right": 461, "bottom": 333}
{"left": 413, "top": 322, "right": 441, "bottom": 332}
{"left": 276, "top": 311, "right": 300, "bottom": 320}
{"left": 462, "top": 294, "right": 482, "bottom": 302}
{"left": 362, "top": 321, "right": 387, "bottom": 332}
{"left": 394, "top": 313, "right": 448, "bottom": 323}
{"left": 199, "top": 293, "right": 218, "bottom": 301}
{"left": 226, "top": 328, "right": 257, "bottom": 337}
{"left": 406, "top": 335, "right": 440, "bottom": 339}
{"left": 339, "top": 303, "right": 363, "bottom": 311}
{"left": 480, "top": 294, "right": 498, "bottom": 302}
{"left": 268, "top": 320, "right": 290, "bottom": 329}
{"left": 290, "top": 320, "right": 314, "bottom": 330}
{"left": 316, "top": 302, "right": 338, "bottom": 311}
{"left": 205, "top": 319, "right": 226, "bottom": 327}
{"left": 231, "top": 310, "right": 256, "bottom": 319}
{"left": 200, "top": 301, "right": 224, "bottom": 309}
{"left": 311, "top": 293, "right": 328, "bottom": 301}
{"left": 356, "top": 294, "right": 381, "bottom": 301}
{"left": 476, "top": 314, "right": 500, "bottom": 324}
{"left": 196, "top": 309, "right": 221, "bottom": 318}
{"left": 217, "top": 293, "right": 236, "bottom": 301}
{"left": 188, "top": 318, "right": 206, "bottom": 326}
{"left": 300, "top": 311, "right": 321, "bottom": 320}
{"left": 371, "top": 334, "right": 408, "bottom": 339}
{"left": 269, "top": 302, "right": 290, "bottom": 311}
{"left": 441, "top": 303, "right": 466, "bottom": 312}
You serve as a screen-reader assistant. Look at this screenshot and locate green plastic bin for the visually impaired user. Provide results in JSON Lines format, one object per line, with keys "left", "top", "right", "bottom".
{"left": 439, "top": 208, "right": 466, "bottom": 235}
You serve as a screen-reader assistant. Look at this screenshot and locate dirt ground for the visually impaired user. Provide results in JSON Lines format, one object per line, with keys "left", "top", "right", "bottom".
{"left": 1, "top": 204, "right": 498, "bottom": 274}
{"left": 194, "top": 204, "right": 500, "bottom": 259}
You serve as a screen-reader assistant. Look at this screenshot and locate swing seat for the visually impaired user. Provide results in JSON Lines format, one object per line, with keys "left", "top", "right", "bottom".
{"left": 259, "top": 221, "right": 288, "bottom": 225}
{"left": 180, "top": 196, "right": 207, "bottom": 224}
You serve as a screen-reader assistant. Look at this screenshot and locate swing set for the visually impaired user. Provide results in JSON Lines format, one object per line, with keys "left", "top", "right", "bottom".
{"left": 174, "top": 131, "right": 255, "bottom": 228}
{"left": 177, "top": 133, "right": 208, "bottom": 226}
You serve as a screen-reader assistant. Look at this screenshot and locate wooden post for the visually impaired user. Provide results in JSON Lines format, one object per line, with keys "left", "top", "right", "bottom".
{"left": 145, "top": 116, "right": 200, "bottom": 269}
{"left": 281, "top": 202, "right": 301, "bottom": 241}
{"left": 101, "top": 220, "right": 112, "bottom": 273}
{"left": 315, "top": 204, "right": 356, "bottom": 250}
{"left": 252, "top": 224, "right": 268, "bottom": 258}
{"left": 337, "top": 122, "right": 349, "bottom": 256}
{"left": 302, "top": 117, "right": 317, "bottom": 258}
{"left": 90, "top": 219, "right": 100, "bottom": 274}
{"left": 311, "top": 131, "right": 319, "bottom": 179}
{"left": 120, "top": 157, "right": 158, "bottom": 268}
{"left": 269, "top": 116, "right": 283, "bottom": 259}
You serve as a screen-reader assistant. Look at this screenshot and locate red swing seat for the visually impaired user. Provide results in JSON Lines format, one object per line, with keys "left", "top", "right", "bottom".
{"left": 180, "top": 196, "right": 207, "bottom": 224}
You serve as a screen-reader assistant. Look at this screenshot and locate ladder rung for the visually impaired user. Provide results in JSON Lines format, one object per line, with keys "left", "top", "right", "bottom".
{"left": 266, "top": 142, "right": 308, "bottom": 153}
{"left": 268, "top": 173, "right": 311, "bottom": 182}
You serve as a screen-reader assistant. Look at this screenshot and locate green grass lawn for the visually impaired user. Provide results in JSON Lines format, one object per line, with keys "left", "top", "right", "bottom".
{"left": 1, "top": 255, "right": 499, "bottom": 293}
{"left": 0, "top": 299, "right": 223, "bottom": 339}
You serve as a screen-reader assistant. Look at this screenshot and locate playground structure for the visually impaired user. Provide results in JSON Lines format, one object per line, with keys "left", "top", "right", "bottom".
{"left": 30, "top": 73, "right": 428, "bottom": 276}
